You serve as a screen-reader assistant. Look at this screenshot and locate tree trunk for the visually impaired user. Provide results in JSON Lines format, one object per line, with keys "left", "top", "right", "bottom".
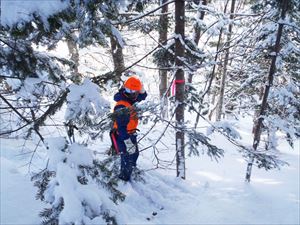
{"left": 215, "top": 0, "right": 236, "bottom": 121}
{"left": 193, "top": 0, "right": 207, "bottom": 45}
{"left": 110, "top": 35, "right": 125, "bottom": 83}
{"left": 252, "top": 85, "right": 265, "bottom": 134}
{"left": 194, "top": 0, "right": 229, "bottom": 127}
{"left": 188, "top": 0, "right": 207, "bottom": 85}
{"left": 175, "top": 0, "right": 185, "bottom": 179}
{"left": 159, "top": 0, "right": 169, "bottom": 118}
{"left": 245, "top": 0, "right": 288, "bottom": 182}
{"left": 194, "top": 27, "right": 224, "bottom": 126}
{"left": 67, "top": 38, "right": 81, "bottom": 84}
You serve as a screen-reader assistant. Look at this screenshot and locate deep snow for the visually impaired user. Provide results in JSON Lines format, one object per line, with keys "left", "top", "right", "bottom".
{"left": 1, "top": 116, "right": 299, "bottom": 224}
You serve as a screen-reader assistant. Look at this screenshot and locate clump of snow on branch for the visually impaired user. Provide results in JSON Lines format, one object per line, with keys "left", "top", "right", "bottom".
{"left": 46, "top": 137, "right": 68, "bottom": 171}
{"left": 65, "top": 78, "right": 110, "bottom": 124}
{"left": 42, "top": 137, "right": 117, "bottom": 225}
{"left": 1, "top": 0, "right": 69, "bottom": 27}
{"left": 207, "top": 121, "right": 242, "bottom": 140}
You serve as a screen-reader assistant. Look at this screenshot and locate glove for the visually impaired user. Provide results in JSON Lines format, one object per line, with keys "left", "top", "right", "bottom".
{"left": 124, "top": 139, "right": 136, "bottom": 154}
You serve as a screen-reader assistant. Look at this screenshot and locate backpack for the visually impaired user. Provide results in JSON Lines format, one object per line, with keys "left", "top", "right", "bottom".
{"left": 109, "top": 128, "right": 119, "bottom": 155}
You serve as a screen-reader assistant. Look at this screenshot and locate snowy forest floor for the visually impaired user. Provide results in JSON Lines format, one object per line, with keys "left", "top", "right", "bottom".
{"left": 1, "top": 115, "right": 299, "bottom": 225}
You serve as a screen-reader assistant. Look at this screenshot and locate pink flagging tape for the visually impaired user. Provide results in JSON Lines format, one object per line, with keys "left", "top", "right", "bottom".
{"left": 172, "top": 79, "right": 185, "bottom": 96}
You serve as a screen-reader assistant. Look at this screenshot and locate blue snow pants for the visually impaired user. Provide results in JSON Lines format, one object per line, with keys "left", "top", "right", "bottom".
{"left": 116, "top": 134, "right": 139, "bottom": 181}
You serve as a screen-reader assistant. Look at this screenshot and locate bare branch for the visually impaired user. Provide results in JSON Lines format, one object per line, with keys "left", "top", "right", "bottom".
{"left": 114, "top": 0, "right": 175, "bottom": 25}
{"left": 0, "top": 93, "right": 44, "bottom": 142}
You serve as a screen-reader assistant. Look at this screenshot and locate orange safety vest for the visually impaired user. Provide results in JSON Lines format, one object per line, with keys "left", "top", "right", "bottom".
{"left": 113, "top": 100, "right": 138, "bottom": 134}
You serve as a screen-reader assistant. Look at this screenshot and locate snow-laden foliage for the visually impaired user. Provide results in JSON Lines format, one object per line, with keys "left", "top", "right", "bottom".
{"left": 32, "top": 137, "right": 125, "bottom": 225}
{"left": 266, "top": 81, "right": 300, "bottom": 146}
{"left": 152, "top": 36, "right": 206, "bottom": 72}
{"left": 65, "top": 78, "right": 110, "bottom": 139}
{"left": 1, "top": 0, "right": 69, "bottom": 27}
{"left": 0, "top": 46, "right": 69, "bottom": 138}
{"left": 240, "top": 0, "right": 300, "bottom": 149}
{"left": 0, "top": 0, "right": 133, "bottom": 48}
{"left": 207, "top": 121, "right": 242, "bottom": 140}
{"left": 206, "top": 0, "right": 300, "bottom": 152}
{"left": 187, "top": 129, "right": 224, "bottom": 159}
{"left": 0, "top": 0, "right": 137, "bottom": 140}
{"left": 66, "top": 79, "right": 109, "bottom": 122}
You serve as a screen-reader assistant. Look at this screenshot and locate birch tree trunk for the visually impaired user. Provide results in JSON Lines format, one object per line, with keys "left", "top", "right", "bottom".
{"left": 67, "top": 38, "right": 81, "bottom": 84}
{"left": 175, "top": 0, "right": 185, "bottom": 179}
{"left": 159, "top": 0, "right": 169, "bottom": 118}
{"left": 215, "top": 0, "right": 236, "bottom": 121}
{"left": 245, "top": 0, "right": 288, "bottom": 182}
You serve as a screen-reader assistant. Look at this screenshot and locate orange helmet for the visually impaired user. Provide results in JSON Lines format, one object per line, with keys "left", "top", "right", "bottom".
{"left": 124, "top": 76, "right": 142, "bottom": 91}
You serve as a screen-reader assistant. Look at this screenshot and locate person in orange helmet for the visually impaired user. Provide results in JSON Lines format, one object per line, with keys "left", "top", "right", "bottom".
{"left": 110, "top": 75, "right": 147, "bottom": 181}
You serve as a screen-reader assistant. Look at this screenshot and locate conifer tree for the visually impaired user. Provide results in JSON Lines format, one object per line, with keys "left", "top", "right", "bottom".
{"left": 158, "top": 0, "right": 169, "bottom": 118}
{"left": 175, "top": 0, "right": 186, "bottom": 179}
{"left": 32, "top": 138, "right": 124, "bottom": 225}
{"left": 0, "top": 1, "right": 134, "bottom": 139}
{"left": 215, "top": 0, "right": 236, "bottom": 121}
{"left": 245, "top": 0, "right": 299, "bottom": 182}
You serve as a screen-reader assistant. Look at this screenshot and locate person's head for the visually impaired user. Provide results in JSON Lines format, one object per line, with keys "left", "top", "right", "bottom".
{"left": 123, "top": 76, "right": 142, "bottom": 100}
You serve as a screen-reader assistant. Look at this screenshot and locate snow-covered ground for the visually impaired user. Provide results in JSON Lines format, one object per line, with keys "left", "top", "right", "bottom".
{"left": 1, "top": 116, "right": 299, "bottom": 225}
{"left": 0, "top": 139, "right": 45, "bottom": 225}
